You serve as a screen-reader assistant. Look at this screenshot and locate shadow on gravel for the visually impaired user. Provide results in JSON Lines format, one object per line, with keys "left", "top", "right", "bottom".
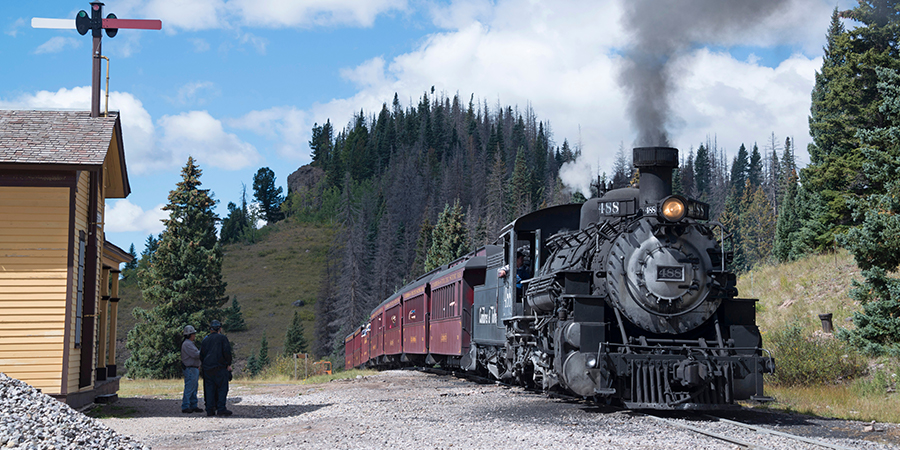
{"left": 93, "top": 397, "right": 331, "bottom": 419}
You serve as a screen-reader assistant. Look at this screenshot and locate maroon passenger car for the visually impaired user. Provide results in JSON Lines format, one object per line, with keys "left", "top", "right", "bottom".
{"left": 427, "top": 257, "right": 486, "bottom": 364}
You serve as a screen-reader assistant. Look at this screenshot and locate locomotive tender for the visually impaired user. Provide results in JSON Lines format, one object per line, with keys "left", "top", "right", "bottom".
{"left": 345, "top": 147, "right": 775, "bottom": 409}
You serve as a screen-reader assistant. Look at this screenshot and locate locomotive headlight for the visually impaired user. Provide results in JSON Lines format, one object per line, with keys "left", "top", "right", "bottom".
{"left": 660, "top": 196, "right": 686, "bottom": 221}
{"left": 586, "top": 357, "right": 597, "bottom": 368}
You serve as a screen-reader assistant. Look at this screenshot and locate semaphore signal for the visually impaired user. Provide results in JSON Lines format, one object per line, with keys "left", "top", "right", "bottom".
{"left": 32, "top": 2, "right": 162, "bottom": 118}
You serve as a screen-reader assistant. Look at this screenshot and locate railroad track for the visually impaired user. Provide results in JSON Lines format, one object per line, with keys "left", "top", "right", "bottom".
{"left": 420, "top": 368, "right": 866, "bottom": 449}
{"left": 638, "top": 411, "right": 858, "bottom": 450}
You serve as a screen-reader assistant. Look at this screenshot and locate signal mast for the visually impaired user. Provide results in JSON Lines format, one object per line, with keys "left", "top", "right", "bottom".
{"left": 32, "top": 2, "right": 162, "bottom": 118}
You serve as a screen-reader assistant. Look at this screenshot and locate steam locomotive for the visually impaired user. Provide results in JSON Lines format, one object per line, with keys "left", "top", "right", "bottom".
{"left": 345, "top": 147, "right": 774, "bottom": 409}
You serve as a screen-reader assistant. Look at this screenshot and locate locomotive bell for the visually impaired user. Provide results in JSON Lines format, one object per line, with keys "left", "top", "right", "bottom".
{"left": 633, "top": 147, "right": 678, "bottom": 212}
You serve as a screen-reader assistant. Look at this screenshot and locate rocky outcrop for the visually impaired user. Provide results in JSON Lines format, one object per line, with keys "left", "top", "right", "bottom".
{"left": 286, "top": 165, "right": 325, "bottom": 194}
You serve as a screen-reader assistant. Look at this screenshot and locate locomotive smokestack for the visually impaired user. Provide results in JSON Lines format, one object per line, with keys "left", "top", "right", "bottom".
{"left": 633, "top": 147, "right": 678, "bottom": 210}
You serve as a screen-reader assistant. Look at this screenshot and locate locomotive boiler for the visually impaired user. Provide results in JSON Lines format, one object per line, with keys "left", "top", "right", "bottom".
{"left": 346, "top": 147, "right": 774, "bottom": 410}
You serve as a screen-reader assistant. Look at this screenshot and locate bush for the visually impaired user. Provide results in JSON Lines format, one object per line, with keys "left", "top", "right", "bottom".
{"left": 258, "top": 354, "right": 338, "bottom": 380}
{"left": 765, "top": 322, "right": 867, "bottom": 386}
{"left": 852, "top": 360, "right": 899, "bottom": 397}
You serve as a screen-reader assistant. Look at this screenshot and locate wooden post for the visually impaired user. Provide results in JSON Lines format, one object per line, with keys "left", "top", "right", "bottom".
{"left": 107, "top": 269, "right": 120, "bottom": 377}
{"left": 96, "top": 267, "right": 109, "bottom": 381}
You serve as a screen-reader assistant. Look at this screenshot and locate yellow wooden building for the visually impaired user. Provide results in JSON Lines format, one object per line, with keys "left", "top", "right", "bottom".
{"left": 0, "top": 109, "right": 133, "bottom": 408}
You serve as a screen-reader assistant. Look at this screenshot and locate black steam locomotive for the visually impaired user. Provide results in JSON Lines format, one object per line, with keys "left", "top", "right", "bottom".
{"left": 346, "top": 147, "right": 774, "bottom": 410}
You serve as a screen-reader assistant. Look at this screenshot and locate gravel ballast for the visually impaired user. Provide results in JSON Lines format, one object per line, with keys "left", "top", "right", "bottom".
{"left": 0, "top": 373, "right": 146, "bottom": 449}
{"left": 92, "top": 370, "right": 900, "bottom": 450}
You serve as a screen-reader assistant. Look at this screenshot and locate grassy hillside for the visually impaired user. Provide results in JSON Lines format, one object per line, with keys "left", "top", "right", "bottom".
{"left": 115, "top": 220, "right": 336, "bottom": 376}
{"left": 737, "top": 249, "right": 861, "bottom": 335}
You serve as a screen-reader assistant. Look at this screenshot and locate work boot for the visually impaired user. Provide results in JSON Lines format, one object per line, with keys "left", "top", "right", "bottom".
{"left": 217, "top": 409, "right": 233, "bottom": 416}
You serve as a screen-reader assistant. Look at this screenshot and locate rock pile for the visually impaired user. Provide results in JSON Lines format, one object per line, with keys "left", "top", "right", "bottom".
{"left": 0, "top": 373, "right": 147, "bottom": 449}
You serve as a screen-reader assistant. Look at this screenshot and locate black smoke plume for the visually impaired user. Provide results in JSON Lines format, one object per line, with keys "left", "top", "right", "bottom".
{"left": 618, "top": 0, "right": 790, "bottom": 147}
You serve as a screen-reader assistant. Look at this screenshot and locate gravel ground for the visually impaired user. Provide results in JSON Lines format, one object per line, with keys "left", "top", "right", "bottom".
{"left": 0, "top": 373, "right": 145, "bottom": 450}
{"left": 97, "top": 370, "right": 900, "bottom": 450}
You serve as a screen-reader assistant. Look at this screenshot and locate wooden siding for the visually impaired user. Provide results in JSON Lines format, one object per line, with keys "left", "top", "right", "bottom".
{"left": 0, "top": 186, "right": 69, "bottom": 394}
{"left": 67, "top": 171, "right": 98, "bottom": 394}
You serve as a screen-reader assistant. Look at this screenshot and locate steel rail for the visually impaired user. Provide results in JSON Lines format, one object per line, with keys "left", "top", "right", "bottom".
{"left": 637, "top": 412, "right": 767, "bottom": 449}
{"left": 701, "top": 414, "right": 858, "bottom": 450}
{"left": 419, "top": 369, "right": 857, "bottom": 450}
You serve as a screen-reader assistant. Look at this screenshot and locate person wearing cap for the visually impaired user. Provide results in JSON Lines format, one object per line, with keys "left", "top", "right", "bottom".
{"left": 498, "top": 249, "right": 532, "bottom": 295}
{"left": 180, "top": 325, "right": 203, "bottom": 413}
{"left": 200, "top": 320, "right": 233, "bottom": 416}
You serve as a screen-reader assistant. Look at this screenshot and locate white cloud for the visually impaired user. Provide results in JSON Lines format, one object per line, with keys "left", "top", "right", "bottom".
{"left": 0, "top": 87, "right": 258, "bottom": 174}
{"left": 34, "top": 37, "right": 81, "bottom": 54}
{"left": 229, "top": 106, "right": 311, "bottom": 160}
{"left": 137, "top": 0, "right": 228, "bottom": 32}
{"left": 157, "top": 110, "right": 261, "bottom": 170}
{"left": 114, "top": 0, "right": 407, "bottom": 32}
{"left": 191, "top": 38, "right": 211, "bottom": 52}
{"left": 242, "top": 0, "right": 835, "bottom": 193}
{"left": 237, "top": 31, "right": 267, "bottom": 54}
{"left": 6, "top": 18, "right": 25, "bottom": 37}
{"left": 671, "top": 50, "right": 819, "bottom": 167}
{"left": 166, "top": 81, "right": 217, "bottom": 106}
{"left": 428, "top": 0, "right": 493, "bottom": 30}
{"left": 105, "top": 199, "right": 168, "bottom": 234}
{"left": 0, "top": 86, "right": 159, "bottom": 175}
{"left": 228, "top": 0, "right": 408, "bottom": 28}
{"left": 340, "top": 57, "right": 388, "bottom": 90}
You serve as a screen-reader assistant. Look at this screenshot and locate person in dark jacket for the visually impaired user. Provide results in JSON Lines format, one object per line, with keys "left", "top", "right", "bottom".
{"left": 200, "top": 320, "right": 233, "bottom": 416}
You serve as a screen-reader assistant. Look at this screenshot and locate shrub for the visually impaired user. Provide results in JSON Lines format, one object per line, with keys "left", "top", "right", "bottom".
{"left": 852, "top": 360, "right": 900, "bottom": 397}
{"left": 765, "top": 322, "right": 867, "bottom": 386}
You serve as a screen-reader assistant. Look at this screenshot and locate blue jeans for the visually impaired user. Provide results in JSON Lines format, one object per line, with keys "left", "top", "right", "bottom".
{"left": 182, "top": 367, "right": 199, "bottom": 411}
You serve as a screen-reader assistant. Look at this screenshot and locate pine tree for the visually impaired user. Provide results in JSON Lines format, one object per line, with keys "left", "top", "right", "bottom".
{"left": 680, "top": 149, "right": 696, "bottom": 198}
{"left": 221, "top": 184, "right": 253, "bottom": 244}
{"left": 258, "top": 333, "right": 270, "bottom": 370}
{"left": 738, "top": 186, "right": 776, "bottom": 270}
{"left": 748, "top": 143, "right": 762, "bottom": 188}
{"left": 283, "top": 311, "right": 309, "bottom": 357}
{"left": 252, "top": 167, "right": 285, "bottom": 224}
{"left": 425, "top": 199, "right": 469, "bottom": 271}
{"left": 137, "top": 233, "right": 159, "bottom": 274}
{"left": 726, "top": 143, "right": 749, "bottom": 210}
{"left": 126, "top": 157, "right": 228, "bottom": 378}
{"left": 121, "top": 243, "right": 138, "bottom": 283}
{"left": 837, "top": 66, "right": 900, "bottom": 356}
{"left": 611, "top": 143, "right": 633, "bottom": 189}
{"left": 694, "top": 144, "right": 711, "bottom": 200}
{"left": 410, "top": 215, "right": 433, "bottom": 277}
{"left": 507, "top": 147, "right": 533, "bottom": 219}
{"left": 222, "top": 296, "right": 247, "bottom": 332}
{"left": 484, "top": 152, "right": 506, "bottom": 238}
{"left": 802, "top": 3, "right": 900, "bottom": 252}
{"left": 773, "top": 170, "right": 800, "bottom": 262}
{"left": 309, "top": 120, "right": 334, "bottom": 173}
{"left": 246, "top": 354, "right": 259, "bottom": 377}
{"left": 124, "top": 243, "right": 137, "bottom": 271}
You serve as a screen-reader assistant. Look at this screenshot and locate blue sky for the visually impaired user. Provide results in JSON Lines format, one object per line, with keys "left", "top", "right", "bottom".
{"left": 2, "top": 0, "right": 854, "bottom": 255}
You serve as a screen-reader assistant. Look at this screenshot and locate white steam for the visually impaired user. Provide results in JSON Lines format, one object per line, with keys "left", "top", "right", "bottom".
{"left": 558, "top": 158, "right": 594, "bottom": 199}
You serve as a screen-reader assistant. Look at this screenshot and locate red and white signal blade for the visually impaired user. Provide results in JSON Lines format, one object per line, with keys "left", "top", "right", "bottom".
{"left": 31, "top": 18, "right": 76, "bottom": 29}
{"left": 103, "top": 18, "right": 162, "bottom": 30}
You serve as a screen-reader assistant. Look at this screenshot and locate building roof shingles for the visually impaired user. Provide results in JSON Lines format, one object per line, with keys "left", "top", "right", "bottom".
{"left": 0, "top": 110, "right": 119, "bottom": 166}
